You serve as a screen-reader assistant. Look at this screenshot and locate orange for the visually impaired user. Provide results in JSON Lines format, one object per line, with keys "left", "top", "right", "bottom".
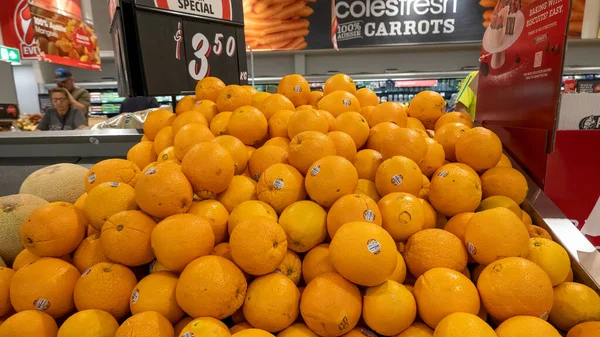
{"left": 278, "top": 74, "right": 311, "bottom": 107}
{"left": 318, "top": 90, "right": 361, "bottom": 117}
{"left": 363, "top": 280, "right": 416, "bottom": 335}
{"left": 380, "top": 128, "right": 428, "bottom": 163}
{"left": 176, "top": 96, "right": 197, "bottom": 115}
{"left": 327, "top": 194, "right": 382, "bottom": 238}
{"left": 179, "top": 317, "right": 231, "bottom": 337}
{"left": 367, "top": 122, "right": 400, "bottom": 152}
{"left": 407, "top": 91, "right": 446, "bottom": 130}
{"left": 135, "top": 164, "right": 193, "bottom": 219}
{"left": 210, "top": 111, "right": 233, "bottom": 136}
{"left": 248, "top": 145, "right": 289, "bottom": 180}
{"left": 309, "top": 91, "right": 324, "bottom": 108}
{"left": 158, "top": 146, "right": 180, "bottom": 163}
{"left": 433, "top": 312, "right": 496, "bottom": 337}
{"left": 115, "top": 311, "right": 174, "bottom": 337}
{"left": 395, "top": 322, "right": 433, "bottom": 337}
{"left": 324, "top": 74, "right": 357, "bottom": 95}
{"left": 227, "top": 200, "right": 278, "bottom": 234}
{"left": 130, "top": 271, "right": 184, "bottom": 324}
{"left": 141, "top": 135, "right": 149, "bottom": 141}
{"left": 243, "top": 273, "right": 300, "bottom": 332}
{"left": 278, "top": 323, "right": 319, "bottom": 337}
{"left": 151, "top": 214, "right": 215, "bottom": 272}
{"left": 263, "top": 94, "right": 295, "bottom": 120}
{"left": 127, "top": 141, "right": 157, "bottom": 170}
{"left": 420, "top": 199, "right": 437, "bottom": 230}
{"left": 341, "top": 327, "right": 378, "bottom": 337}
{"left": 477, "top": 196, "right": 522, "bottom": 217}
{"left": 527, "top": 238, "right": 571, "bottom": 286}
{"left": 288, "top": 109, "right": 329, "bottom": 139}
{"left": 230, "top": 216, "right": 287, "bottom": 276}
{"left": 419, "top": 138, "right": 445, "bottom": 177}
{"left": 268, "top": 110, "right": 294, "bottom": 138}
{"left": 355, "top": 88, "right": 379, "bottom": 107}
{"left": 330, "top": 221, "right": 397, "bottom": 286}
{"left": 335, "top": 111, "right": 370, "bottom": 148}
{"left": 0, "top": 310, "right": 58, "bottom": 337}
{"left": 101, "top": 210, "right": 156, "bottom": 266}
{"left": 193, "top": 100, "right": 219, "bottom": 123}
{"left": 434, "top": 112, "right": 473, "bottom": 131}
{"left": 375, "top": 156, "right": 423, "bottom": 197}
{"left": 495, "top": 316, "right": 561, "bottom": 337}
{"left": 360, "top": 105, "right": 375, "bottom": 121}
{"left": 388, "top": 251, "right": 407, "bottom": 283}
{"left": 181, "top": 142, "right": 235, "bottom": 199}
{"left": 378, "top": 192, "right": 425, "bottom": 241}
{"left": 72, "top": 234, "right": 112, "bottom": 273}
{"left": 300, "top": 273, "right": 361, "bottom": 336}
{"left": 354, "top": 149, "right": 383, "bottom": 182}
{"left": 174, "top": 317, "right": 194, "bottom": 336}
{"left": 188, "top": 200, "right": 229, "bottom": 244}
{"left": 355, "top": 179, "right": 381, "bottom": 202}
{"left": 84, "top": 181, "right": 138, "bottom": 230}
{"left": 58, "top": 309, "right": 119, "bottom": 337}
{"left": 522, "top": 211, "right": 533, "bottom": 225}
{"left": 275, "top": 250, "right": 302, "bottom": 285}
{"left": 496, "top": 153, "right": 513, "bottom": 168}
{"left": 217, "top": 85, "right": 252, "bottom": 112}
{"left": 368, "top": 102, "right": 408, "bottom": 128}
{"left": 404, "top": 229, "right": 468, "bottom": 278}
{"left": 217, "top": 175, "right": 258, "bottom": 213}
{"left": 176, "top": 255, "right": 247, "bottom": 319}
{"left": 213, "top": 242, "right": 233, "bottom": 261}
{"left": 257, "top": 164, "right": 306, "bottom": 214}
{"left": 0, "top": 267, "right": 14, "bottom": 316}
{"left": 278, "top": 201, "right": 327, "bottom": 253}
{"left": 433, "top": 122, "right": 471, "bottom": 162}
{"left": 414, "top": 268, "right": 480, "bottom": 328}
{"left": 549, "top": 282, "right": 600, "bottom": 331}
{"left": 212, "top": 135, "right": 249, "bottom": 175}
{"left": 478, "top": 257, "right": 554, "bottom": 322}
{"left": 288, "top": 131, "right": 337, "bottom": 175}
{"left": 173, "top": 123, "right": 215, "bottom": 160}
{"left": 21, "top": 202, "right": 86, "bottom": 257}
{"left": 428, "top": 163, "right": 482, "bottom": 217}
{"left": 455, "top": 127, "right": 503, "bottom": 171}
{"left": 144, "top": 109, "right": 176, "bottom": 141}
{"left": 195, "top": 77, "right": 226, "bottom": 102}
{"left": 10, "top": 257, "right": 80, "bottom": 318}
{"left": 243, "top": 85, "right": 259, "bottom": 96}
{"left": 305, "top": 156, "right": 359, "bottom": 208}
{"left": 74, "top": 262, "right": 137, "bottom": 320}
{"left": 172, "top": 111, "right": 208, "bottom": 137}
{"left": 328, "top": 131, "right": 357, "bottom": 162}
{"left": 85, "top": 158, "right": 140, "bottom": 192}
{"left": 321, "top": 109, "right": 338, "bottom": 131}
{"left": 12, "top": 249, "right": 40, "bottom": 271}
{"left": 251, "top": 92, "right": 271, "bottom": 113}
{"left": 527, "top": 225, "right": 552, "bottom": 240}
{"left": 233, "top": 329, "right": 274, "bottom": 337}
{"left": 481, "top": 167, "right": 529, "bottom": 205}
{"left": 464, "top": 208, "right": 529, "bottom": 265}
{"left": 302, "top": 244, "right": 337, "bottom": 284}
{"left": 420, "top": 175, "right": 431, "bottom": 200}
{"left": 443, "top": 212, "right": 475, "bottom": 245}
{"left": 567, "top": 322, "right": 600, "bottom": 337}
{"left": 229, "top": 106, "right": 268, "bottom": 146}
{"left": 264, "top": 137, "right": 291, "bottom": 152}
{"left": 407, "top": 117, "right": 426, "bottom": 131}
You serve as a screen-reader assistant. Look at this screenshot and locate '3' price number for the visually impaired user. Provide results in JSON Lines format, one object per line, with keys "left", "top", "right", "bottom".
{"left": 189, "top": 32, "right": 236, "bottom": 80}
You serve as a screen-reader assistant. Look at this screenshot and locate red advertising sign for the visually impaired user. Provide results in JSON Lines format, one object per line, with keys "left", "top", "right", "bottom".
{"left": 30, "top": 4, "right": 101, "bottom": 70}
{"left": 0, "top": 0, "right": 82, "bottom": 59}
{"left": 476, "top": 0, "right": 571, "bottom": 185}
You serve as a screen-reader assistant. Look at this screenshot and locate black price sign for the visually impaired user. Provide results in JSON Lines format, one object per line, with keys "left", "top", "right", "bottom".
{"left": 110, "top": 0, "right": 247, "bottom": 97}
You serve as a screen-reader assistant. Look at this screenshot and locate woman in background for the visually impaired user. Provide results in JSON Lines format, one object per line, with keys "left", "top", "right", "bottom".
{"left": 36, "top": 88, "right": 87, "bottom": 131}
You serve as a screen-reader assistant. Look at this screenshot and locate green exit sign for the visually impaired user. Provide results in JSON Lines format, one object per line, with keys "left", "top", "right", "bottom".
{"left": 0, "top": 45, "right": 21, "bottom": 64}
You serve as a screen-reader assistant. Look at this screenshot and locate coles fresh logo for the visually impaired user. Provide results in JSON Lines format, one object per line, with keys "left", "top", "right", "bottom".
{"left": 14, "top": 0, "right": 39, "bottom": 58}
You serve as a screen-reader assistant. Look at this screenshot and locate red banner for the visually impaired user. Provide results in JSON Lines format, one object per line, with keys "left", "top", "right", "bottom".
{"left": 0, "top": 0, "right": 82, "bottom": 59}
{"left": 30, "top": 4, "right": 101, "bottom": 70}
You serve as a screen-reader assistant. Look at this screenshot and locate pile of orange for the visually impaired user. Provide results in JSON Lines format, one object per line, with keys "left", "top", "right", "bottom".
{"left": 1, "top": 73, "right": 598, "bottom": 337}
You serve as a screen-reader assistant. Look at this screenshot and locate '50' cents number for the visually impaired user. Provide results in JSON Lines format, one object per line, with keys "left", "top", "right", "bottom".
{"left": 189, "top": 33, "right": 236, "bottom": 80}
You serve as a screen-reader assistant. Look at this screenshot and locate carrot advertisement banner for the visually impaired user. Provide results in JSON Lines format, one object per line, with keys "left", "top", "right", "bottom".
{"left": 29, "top": 4, "right": 101, "bottom": 70}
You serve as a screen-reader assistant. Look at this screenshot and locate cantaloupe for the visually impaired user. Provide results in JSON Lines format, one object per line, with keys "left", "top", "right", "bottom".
{"left": 0, "top": 194, "right": 48, "bottom": 264}
{"left": 19, "top": 164, "right": 88, "bottom": 204}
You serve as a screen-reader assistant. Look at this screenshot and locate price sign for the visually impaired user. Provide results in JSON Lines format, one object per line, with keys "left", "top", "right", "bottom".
{"left": 110, "top": 0, "right": 247, "bottom": 97}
